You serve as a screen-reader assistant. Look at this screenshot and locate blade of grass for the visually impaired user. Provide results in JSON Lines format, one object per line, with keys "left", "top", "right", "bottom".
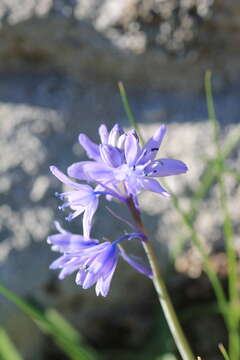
{"left": 167, "top": 189, "right": 228, "bottom": 322}
{"left": 189, "top": 130, "right": 240, "bottom": 222}
{"left": 118, "top": 81, "right": 144, "bottom": 145}
{"left": 205, "top": 71, "right": 239, "bottom": 360}
{"left": 219, "top": 344, "right": 231, "bottom": 360}
{"left": 0, "top": 328, "right": 23, "bottom": 360}
{"left": 172, "top": 130, "right": 240, "bottom": 259}
{"left": 170, "top": 130, "right": 240, "bottom": 263}
{"left": 45, "top": 308, "right": 80, "bottom": 343}
{"left": 0, "top": 283, "right": 97, "bottom": 360}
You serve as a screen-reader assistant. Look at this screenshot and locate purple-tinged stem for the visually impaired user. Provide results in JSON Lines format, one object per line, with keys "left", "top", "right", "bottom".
{"left": 127, "top": 197, "right": 195, "bottom": 360}
{"left": 106, "top": 206, "right": 141, "bottom": 233}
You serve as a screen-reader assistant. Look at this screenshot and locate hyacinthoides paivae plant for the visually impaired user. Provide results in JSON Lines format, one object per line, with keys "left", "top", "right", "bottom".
{"left": 48, "top": 110, "right": 196, "bottom": 360}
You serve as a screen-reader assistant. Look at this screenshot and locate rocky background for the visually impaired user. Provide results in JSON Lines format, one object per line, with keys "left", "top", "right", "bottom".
{"left": 0, "top": 1, "right": 240, "bottom": 359}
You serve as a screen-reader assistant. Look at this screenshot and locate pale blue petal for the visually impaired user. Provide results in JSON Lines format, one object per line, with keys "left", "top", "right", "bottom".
{"left": 137, "top": 125, "right": 166, "bottom": 164}
{"left": 49, "top": 255, "right": 72, "bottom": 269}
{"left": 124, "top": 133, "right": 140, "bottom": 166}
{"left": 47, "top": 233, "right": 97, "bottom": 253}
{"left": 98, "top": 124, "right": 109, "bottom": 144}
{"left": 78, "top": 133, "right": 101, "bottom": 161}
{"left": 82, "top": 198, "right": 99, "bottom": 239}
{"left": 95, "top": 261, "right": 117, "bottom": 297}
{"left": 120, "top": 249, "right": 152, "bottom": 278}
{"left": 139, "top": 178, "right": 171, "bottom": 197}
{"left": 99, "top": 144, "right": 123, "bottom": 167}
{"left": 145, "top": 158, "right": 188, "bottom": 177}
{"left": 83, "top": 162, "right": 116, "bottom": 183}
{"left": 50, "top": 166, "right": 85, "bottom": 189}
{"left": 108, "top": 124, "right": 124, "bottom": 147}
{"left": 67, "top": 161, "right": 95, "bottom": 181}
{"left": 82, "top": 271, "right": 98, "bottom": 289}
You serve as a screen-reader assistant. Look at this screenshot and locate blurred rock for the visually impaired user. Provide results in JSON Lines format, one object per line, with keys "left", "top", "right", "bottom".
{"left": 0, "top": 1, "right": 239, "bottom": 89}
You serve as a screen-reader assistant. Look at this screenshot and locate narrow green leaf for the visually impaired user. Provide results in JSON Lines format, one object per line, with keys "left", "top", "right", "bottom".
{"left": 45, "top": 309, "right": 80, "bottom": 343}
{"left": 0, "top": 284, "right": 97, "bottom": 360}
{"left": 167, "top": 189, "right": 228, "bottom": 321}
{"left": 0, "top": 328, "right": 23, "bottom": 360}
{"left": 205, "top": 71, "right": 240, "bottom": 359}
{"left": 218, "top": 343, "right": 231, "bottom": 360}
{"left": 118, "top": 81, "right": 144, "bottom": 145}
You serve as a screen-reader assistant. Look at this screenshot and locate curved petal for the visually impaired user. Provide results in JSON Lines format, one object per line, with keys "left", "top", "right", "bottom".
{"left": 99, "top": 144, "right": 123, "bottom": 167}
{"left": 145, "top": 158, "right": 188, "bottom": 177}
{"left": 117, "top": 133, "right": 127, "bottom": 150}
{"left": 84, "top": 162, "right": 116, "bottom": 183}
{"left": 50, "top": 166, "right": 85, "bottom": 189}
{"left": 125, "top": 176, "right": 142, "bottom": 197}
{"left": 95, "top": 261, "right": 118, "bottom": 297}
{"left": 98, "top": 124, "right": 109, "bottom": 144}
{"left": 67, "top": 161, "right": 95, "bottom": 181}
{"left": 137, "top": 125, "right": 166, "bottom": 165}
{"left": 139, "top": 178, "right": 170, "bottom": 197}
{"left": 47, "top": 233, "right": 97, "bottom": 252}
{"left": 108, "top": 124, "right": 124, "bottom": 147}
{"left": 82, "top": 198, "right": 99, "bottom": 239}
{"left": 119, "top": 249, "right": 152, "bottom": 278}
{"left": 82, "top": 271, "right": 98, "bottom": 289}
{"left": 124, "top": 133, "right": 141, "bottom": 166}
{"left": 58, "top": 259, "right": 82, "bottom": 279}
{"left": 89, "top": 244, "right": 117, "bottom": 275}
{"left": 54, "top": 221, "right": 69, "bottom": 234}
{"left": 49, "top": 254, "right": 72, "bottom": 270}
{"left": 78, "top": 133, "right": 101, "bottom": 161}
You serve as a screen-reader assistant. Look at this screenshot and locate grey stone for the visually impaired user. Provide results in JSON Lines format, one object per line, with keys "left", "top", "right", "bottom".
{"left": 0, "top": 1, "right": 239, "bottom": 89}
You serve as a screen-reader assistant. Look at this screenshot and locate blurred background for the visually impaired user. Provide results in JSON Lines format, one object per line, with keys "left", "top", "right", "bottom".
{"left": 0, "top": 1, "right": 240, "bottom": 359}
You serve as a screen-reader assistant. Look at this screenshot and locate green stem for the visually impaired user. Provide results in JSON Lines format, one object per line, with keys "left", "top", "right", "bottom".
{"left": 127, "top": 198, "right": 195, "bottom": 360}
{"left": 118, "top": 81, "right": 144, "bottom": 145}
{"left": 205, "top": 71, "right": 239, "bottom": 359}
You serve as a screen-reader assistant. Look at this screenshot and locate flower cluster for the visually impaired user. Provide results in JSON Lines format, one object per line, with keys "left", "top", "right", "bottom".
{"left": 48, "top": 124, "right": 188, "bottom": 296}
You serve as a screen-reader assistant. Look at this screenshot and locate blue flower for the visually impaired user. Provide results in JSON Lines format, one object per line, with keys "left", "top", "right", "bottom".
{"left": 67, "top": 124, "right": 188, "bottom": 199}
{"left": 48, "top": 224, "right": 152, "bottom": 297}
{"left": 50, "top": 166, "right": 99, "bottom": 239}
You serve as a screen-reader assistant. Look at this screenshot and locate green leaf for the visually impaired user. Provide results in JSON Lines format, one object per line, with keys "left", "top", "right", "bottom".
{"left": 0, "top": 284, "right": 97, "bottom": 360}
{"left": 118, "top": 81, "right": 144, "bottom": 145}
{"left": 0, "top": 328, "right": 23, "bottom": 360}
{"left": 205, "top": 71, "right": 240, "bottom": 359}
{"left": 218, "top": 343, "right": 231, "bottom": 360}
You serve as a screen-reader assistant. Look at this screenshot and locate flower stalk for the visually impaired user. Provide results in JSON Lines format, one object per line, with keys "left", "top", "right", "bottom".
{"left": 127, "top": 197, "right": 195, "bottom": 360}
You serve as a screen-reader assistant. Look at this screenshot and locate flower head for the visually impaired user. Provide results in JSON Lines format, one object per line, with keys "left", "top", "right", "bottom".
{"left": 48, "top": 225, "right": 152, "bottom": 297}
{"left": 67, "top": 124, "right": 188, "bottom": 199}
{"left": 50, "top": 166, "right": 99, "bottom": 239}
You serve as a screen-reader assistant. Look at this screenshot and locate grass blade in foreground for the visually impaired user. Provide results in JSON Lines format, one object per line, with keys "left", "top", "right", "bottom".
{"left": 0, "top": 328, "right": 23, "bottom": 360}
{"left": 167, "top": 187, "right": 228, "bottom": 320}
{"left": 205, "top": 71, "right": 239, "bottom": 360}
{"left": 219, "top": 343, "right": 231, "bottom": 360}
{"left": 0, "top": 283, "right": 97, "bottom": 360}
{"left": 118, "top": 81, "right": 144, "bottom": 145}
{"left": 171, "top": 130, "right": 240, "bottom": 260}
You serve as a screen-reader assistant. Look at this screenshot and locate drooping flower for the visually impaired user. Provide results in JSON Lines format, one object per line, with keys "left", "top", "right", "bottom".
{"left": 48, "top": 222, "right": 99, "bottom": 279}
{"left": 50, "top": 165, "right": 100, "bottom": 239}
{"left": 48, "top": 225, "right": 152, "bottom": 297}
{"left": 67, "top": 124, "right": 188, "bottom": 198}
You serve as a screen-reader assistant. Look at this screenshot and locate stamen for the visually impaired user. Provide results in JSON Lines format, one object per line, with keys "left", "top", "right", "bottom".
{"left": 55, "top": 192, "right": 64, "bottom": 200}
{"left": 65, "top": 214, "right": 73, "bottom": 222}
{"left": 58, "top": 203, "right": 69, "bottom": 210}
